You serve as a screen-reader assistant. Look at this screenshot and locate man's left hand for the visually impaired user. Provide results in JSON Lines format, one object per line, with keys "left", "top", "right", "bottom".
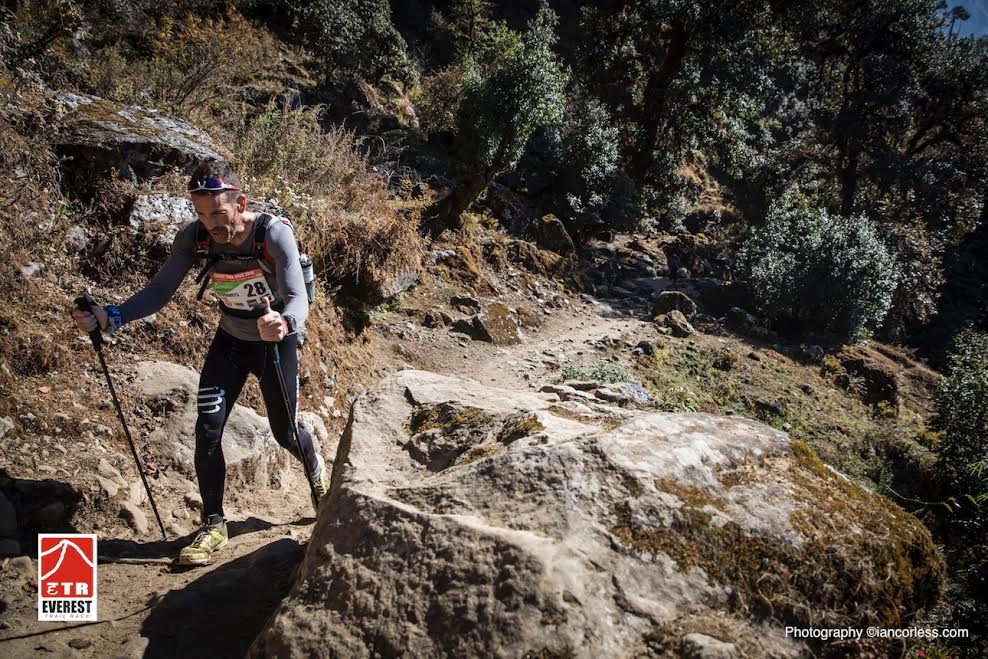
{"left": 258, "top": 309, "right": 287, "bottom": 342}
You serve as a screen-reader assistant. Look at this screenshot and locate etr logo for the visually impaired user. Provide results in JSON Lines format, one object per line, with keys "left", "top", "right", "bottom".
{"left": 37, "top": 534, "right": 97, "bottom": 621}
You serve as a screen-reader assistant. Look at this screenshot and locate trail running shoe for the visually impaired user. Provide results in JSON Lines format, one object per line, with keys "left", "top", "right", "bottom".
{"left": 310, "top": 455, "right": 330, "bottom": 512}
{"left": 177, "top": 516, "right": 228, "bottom": 566}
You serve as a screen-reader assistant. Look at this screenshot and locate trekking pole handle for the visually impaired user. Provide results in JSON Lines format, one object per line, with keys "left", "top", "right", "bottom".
{"left": 257, "top": 297, "right": 280, "bottom": 363}
{"left": 74, "top": 296, "right": 104, "bottom": 351}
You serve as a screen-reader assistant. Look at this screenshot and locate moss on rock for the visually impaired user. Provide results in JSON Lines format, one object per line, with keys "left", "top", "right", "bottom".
{"left": 609, "top": 440, "right": 943, "bottom": 633}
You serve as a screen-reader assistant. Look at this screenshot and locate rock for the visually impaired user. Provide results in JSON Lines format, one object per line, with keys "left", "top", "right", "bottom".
{"left": 756, "top": 398, "right": 786, "bottom": 417}
{"left": 482, "top": 182, "right": 537, "bottom": 235}
{"left": 9, "top": 555, "right": 34, "bottom": 579}
{"left": 251, "top": 370, "right": 941, "bottom": 658}
{"left": 0, "top": 416, "right": 13, "bottom": 439}
{"left": 668, "top": 278, "right": 753, "bottom": 317}
{"left": 183, "top": 492, "right": 203, "bottom": 511}
{"left": 20, "top": 262, "right": 43, "bottom": 278}
{"left": 656, "top": 309, "right": 695, "bottom": 338}
{"left": 681, "top": 633, "right": 738, "bottom": 659}
{"left": 379, "top": 271, "right": 420, "bottom": 300}
{"left": 128, "top": 194, "right": 195, "bottom": 249}
{"left": 539, "top": 384, "right": 579, "bottom": 396}
{"left": 52, "top": 92, "right": 226, "bottom": 190}
{"left": 507, "top": 239, "right": 570, "bottom": 277}
{"left": 129, "top": 361, "right": 293, "bottom": 492}
{"left": 113, "top": 636, "right": 150, "bottom": 659}
{"left": 98, "top": 459, "right": 127, "bottom": 490}
{"left": 727, "top": 307, "right": 758, "bottom": 331}
{"left": 120, "top": 501, "right": 149, "bottom": 535}
{"left": 726, "top": 307, "right": 775, "bottom": 341}
{"left": 804, "top": 345, "right": 825, "bottom": 363}
{"left": 96, "top": 476, "right": 120, "bottom": 498}
{"left": 609, "top": 382, "right": 656, "bottom": 407}
{"left": 450, "top": 293, "right": 481, "bottom": 314}
{"left": 594, "top": 387, "right": 630, "bottom": 405}
{"left": 560, "top": 380, "right": 600, "bottom": 392}
{"left": 63, "top": 226, "right": 89, "bottom": 253}
{"left": 651, "top": 290, "right": 698, "bottom": 321}
{"left": 298, "top": 411, "right": 328, "bottom": 451}
{"left": 801, "top": 384, "right": 814, "bottom": 395}
{"left": 454, "top": 303, "right": 523, "bottom": 345}
{"left": 127, "top": 480, "right": 147, "bottom": 506}
{"left": 534, "top": 214, "right": 576, "bottom": 255}
{"left": 67, "top": 639, "right": 92, "bottom": 650}
{"left": 636, "top": 340, "right": 656, "bottom": 356}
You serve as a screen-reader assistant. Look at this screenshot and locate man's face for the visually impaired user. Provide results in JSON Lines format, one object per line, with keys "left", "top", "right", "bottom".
{"left": 191, "top": 192, "right": 247, "bottom": 244}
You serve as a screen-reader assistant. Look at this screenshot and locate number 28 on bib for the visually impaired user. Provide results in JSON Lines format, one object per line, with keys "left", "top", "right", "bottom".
{"left": 210, "top": 269, "right": 271, "bottom": 311}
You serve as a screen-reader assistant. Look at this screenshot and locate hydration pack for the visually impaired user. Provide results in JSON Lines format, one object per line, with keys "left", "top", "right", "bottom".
{"left": 193, "top": 212, "right": 316, "bottom": 304}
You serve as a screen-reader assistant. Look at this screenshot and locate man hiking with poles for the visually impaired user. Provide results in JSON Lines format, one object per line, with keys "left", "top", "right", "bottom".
{"left": 71, "top": 160, "right": 328, "bottom": 566}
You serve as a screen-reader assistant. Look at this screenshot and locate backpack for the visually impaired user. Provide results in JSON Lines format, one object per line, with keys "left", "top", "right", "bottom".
{"left": 193, "top": 212, "right": 315, "bottom": 305}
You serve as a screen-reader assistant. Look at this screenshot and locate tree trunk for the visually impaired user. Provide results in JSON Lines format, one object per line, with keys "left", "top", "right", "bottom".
{"left": 839, "top": 140, "right": 860, "bottom": 216}
{"left": 628, "top": 23, "right": 690, "bottom": 183}
{"left": 427, "top": 172, "right": 490, "bottom": 234}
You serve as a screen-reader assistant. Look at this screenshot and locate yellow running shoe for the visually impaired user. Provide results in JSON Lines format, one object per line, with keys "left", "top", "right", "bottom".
{"left": 310, "top": 455, "right": 330, "bottom": 512}
{"left": 177, "top": 517, "right": 228, "bottom": 566}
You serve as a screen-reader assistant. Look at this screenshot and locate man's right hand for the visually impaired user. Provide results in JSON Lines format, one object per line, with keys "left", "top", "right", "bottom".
{"left": 72, "top": 300, "right": 109, "bottom": 333}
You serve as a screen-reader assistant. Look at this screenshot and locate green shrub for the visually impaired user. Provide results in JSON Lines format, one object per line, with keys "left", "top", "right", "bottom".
{"left": 426, "top": 1, "right": 569, "bottom": 228}
{"left": 552, "top": 361, "right": 631, "bottom": 385}
{"left": 253, "top": 0, "right": 417, "bottom": 85}
{"left": 510, "top": 93, "right": 638, "bottom": 236}
{"left": 454, "top": 4, "right": 567, "bottom": 174}
{"left": 738, "top": 192, "right": 900, "bottom": 340}
{"left": 932, "top": 329, "right": 988, "bottom": 498}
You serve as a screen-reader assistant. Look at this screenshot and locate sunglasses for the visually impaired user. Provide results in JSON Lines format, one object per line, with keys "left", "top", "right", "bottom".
{"left": 187, "top": 177, "right": 242, "bottom": 193}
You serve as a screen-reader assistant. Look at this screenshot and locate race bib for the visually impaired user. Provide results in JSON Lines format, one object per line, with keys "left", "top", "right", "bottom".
{"left": 210, "top": 269, "right": 271, "bottom": 311}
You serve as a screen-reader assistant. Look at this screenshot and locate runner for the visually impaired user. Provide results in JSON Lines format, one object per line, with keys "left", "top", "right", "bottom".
{"left": 70, "top": 160, "right": 328, "bottom": 566}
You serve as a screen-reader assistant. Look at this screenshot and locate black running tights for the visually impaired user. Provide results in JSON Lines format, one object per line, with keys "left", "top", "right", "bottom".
{"left": 194, "top": 328, "right": 316, "bottom": 520}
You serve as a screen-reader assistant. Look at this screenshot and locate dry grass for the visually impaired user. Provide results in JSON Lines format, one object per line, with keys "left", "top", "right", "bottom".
{"left": 229, "top": 103, "right": 422, "bottom": 304}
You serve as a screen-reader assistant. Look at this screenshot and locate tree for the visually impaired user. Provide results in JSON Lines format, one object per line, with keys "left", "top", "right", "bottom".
{"left": 573, "top": 0, "right": 794, "bottom": 226}
{"left": 258, "top": 0, "right": 418, "bottom": 86}
{"left": 429, "top": 2, "right": 568, "bottom": 231}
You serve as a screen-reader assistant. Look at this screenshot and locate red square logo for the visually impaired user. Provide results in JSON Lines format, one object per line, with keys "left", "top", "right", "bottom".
{"left": 37, "top": 534, "right": 98, "bottom": 621}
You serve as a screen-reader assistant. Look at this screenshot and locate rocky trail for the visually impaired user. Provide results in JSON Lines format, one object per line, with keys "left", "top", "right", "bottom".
{"left": 0, "top": 287, "right": 662, "bottom": 658}
{"left": 0, "top": 235, "right": 946, "bottom": 657}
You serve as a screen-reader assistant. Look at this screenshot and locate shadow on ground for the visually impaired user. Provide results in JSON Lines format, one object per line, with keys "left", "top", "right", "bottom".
{"left": 97, "top": 516, "right": 291, "bottom": 561}
{"left": 141, "top": 537, "right": 304, "bottom": 657}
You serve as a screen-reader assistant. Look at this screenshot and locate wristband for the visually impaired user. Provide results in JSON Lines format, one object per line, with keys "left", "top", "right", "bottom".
{"left": 283, "top": 314, "right": 298, "bottom": 335}
{"left": 105, "top": 305, "right": 123, "bottom": 333}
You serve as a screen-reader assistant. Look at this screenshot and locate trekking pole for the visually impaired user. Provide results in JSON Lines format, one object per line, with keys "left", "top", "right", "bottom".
{"left": 74, "top": 296, "right": 167, "bottom": 541}
{"left": 257, "top": 299, "right": 320, "bottom": 507}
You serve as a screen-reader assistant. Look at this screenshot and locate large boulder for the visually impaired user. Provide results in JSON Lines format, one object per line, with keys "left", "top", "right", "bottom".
{"left": 252, "top": 370, "right": 942, "bottom": 657}
{"left": 128, "top": 194, "right": 196, "bottom": 249}
{"left": 534, "top": 214, "right": 576, "bottom": 256}
{"left": 129, "top": 361, "right": 294, "bottom": 492}
{"left": 51, "top": 92, "right": 227, "bottom": 192}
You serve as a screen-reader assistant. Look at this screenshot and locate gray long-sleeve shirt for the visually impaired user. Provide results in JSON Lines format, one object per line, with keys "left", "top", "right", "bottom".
{"left": 118, "top": 214, "right": 309, "bottom": 341}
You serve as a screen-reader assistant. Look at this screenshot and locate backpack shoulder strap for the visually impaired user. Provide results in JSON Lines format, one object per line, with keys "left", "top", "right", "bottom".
{"left": 194, "top": 222, "right": 211, "bottom": 257}
{"left": 253, "top": 212, "right": 276, "bottom": 271}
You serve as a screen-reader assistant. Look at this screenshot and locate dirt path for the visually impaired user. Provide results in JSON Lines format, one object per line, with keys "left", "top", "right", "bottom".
{"left": 0, "top": 292, "right": 656, "bottom": 659}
